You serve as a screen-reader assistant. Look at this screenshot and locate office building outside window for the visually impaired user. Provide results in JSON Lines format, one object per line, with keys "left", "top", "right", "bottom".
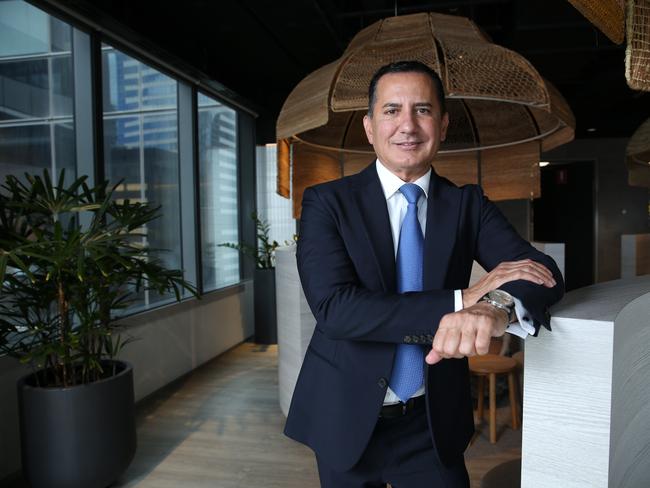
{"left": 102, "top": 44, "right": 182, "bottom": 310}
{"left": 198, "top": 92, "right": 239, "bottom": 291}
{"left": 0, "top": 0, "right": 75, "bottom": 183}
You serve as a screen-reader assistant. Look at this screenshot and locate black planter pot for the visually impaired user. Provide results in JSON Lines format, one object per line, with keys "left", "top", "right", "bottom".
{"left": 17, "top": 360, "right": 137, "bottom": 488}
{"left": 254, "top": 267, "right": 277, "bottom": 344}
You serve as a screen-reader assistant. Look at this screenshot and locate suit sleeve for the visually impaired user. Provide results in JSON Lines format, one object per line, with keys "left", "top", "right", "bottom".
{"left": 473, "top": 187, "right": 565, "bottom": 335}
{"left": 297, "top": 186, "right": 455, "bottom": 344}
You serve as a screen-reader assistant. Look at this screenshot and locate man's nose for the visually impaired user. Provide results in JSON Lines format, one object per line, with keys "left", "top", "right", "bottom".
{"left": 398, "top": 111, "right": 416, "bottom": 132}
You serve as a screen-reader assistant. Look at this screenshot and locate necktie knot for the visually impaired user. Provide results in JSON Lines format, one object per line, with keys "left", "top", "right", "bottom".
{"left": 400, "top": 183, "right": 423, "bottom": 206}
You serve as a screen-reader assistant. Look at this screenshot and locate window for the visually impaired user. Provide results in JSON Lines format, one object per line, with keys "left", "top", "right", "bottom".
{"left": 102, "top": 45, "right": 182, "bottom": 309}
{"left": 0, "top": 0, "right": 75, "bottom": 183}
{"left": 0, "top": 0, "right": 252, "bottom": 317}
{"left": 197, "top": 92, "right": 239, "bottom": 291}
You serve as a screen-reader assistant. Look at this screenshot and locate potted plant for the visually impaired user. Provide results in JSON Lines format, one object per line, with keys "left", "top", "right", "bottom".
{"left": 0, "top": 170, "right": 197, "bottom": 488}
{"left": 220, "top": 212, "right": 292, "bottom": 344}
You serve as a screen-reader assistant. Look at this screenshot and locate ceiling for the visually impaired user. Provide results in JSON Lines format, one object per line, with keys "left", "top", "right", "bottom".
{"left": 47, "top": 0, "right": 649, "bottom": 143}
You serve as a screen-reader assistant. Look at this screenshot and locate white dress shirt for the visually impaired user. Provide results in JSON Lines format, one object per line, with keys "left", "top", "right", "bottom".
{"left": 375, "top": 160, "right": 534, "bottom": 405}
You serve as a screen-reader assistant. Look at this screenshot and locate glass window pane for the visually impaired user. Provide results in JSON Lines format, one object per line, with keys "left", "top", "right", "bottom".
{"left": 53, "top": 122, "right": 75, "bottom": 174}
{"left": 51, "top": 56, "right": 74, "bottom": 116}
{"left": 0, "top": 124, "right": 49, "bottom": 182}
{"left": 198, "top": 92, "right": 239, "bottom": 291}
{"left": 102, "top": 48, "right": 177, "bottom": 114}
{"left": 0, "top": 0, "right": 74, "bottom": 183}
{"left": 0, "top": 0, "right": 51, "bottom": 57}
{"left": 49, "top": 15, "right": 72, "bottom": 53}
{"left": 102, "top": 45, "right": 182, "bottom": 311}
{"left": 0, "top": 59, "right": 50, "bottom": 120}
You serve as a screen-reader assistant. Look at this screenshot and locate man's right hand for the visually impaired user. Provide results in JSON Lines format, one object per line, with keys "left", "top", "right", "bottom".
{"left": 462, "top": 259, "right": 556, "bottom": 308}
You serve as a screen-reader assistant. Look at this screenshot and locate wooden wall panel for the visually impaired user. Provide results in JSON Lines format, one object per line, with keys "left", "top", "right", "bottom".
{"left": 432, "top": 152, "right": 479, "bottom": 187}
{"left": 292, "top": 143, "right": 342, "bottom": 218}
{"left": 342, "top": 152, "right": 373, "bottom": 176}
{"left": 636, "top": 234, "right": 650, "bottom": 276}
{"left": 290, "top": 141, "right": 544, "bottom": 218}
{"left": 276, "top": 139, "right": 291, "bottom": 198}
{"left": 481, "top": 142, "right": 540, "bottom": 201}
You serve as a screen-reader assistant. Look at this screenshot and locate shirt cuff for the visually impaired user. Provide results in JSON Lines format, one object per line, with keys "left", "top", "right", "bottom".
{"left": 506, "top": 296, "right": 535, "bottom": 338}
{"left": 454, "top": 289, "right": 463, "bottom": 312}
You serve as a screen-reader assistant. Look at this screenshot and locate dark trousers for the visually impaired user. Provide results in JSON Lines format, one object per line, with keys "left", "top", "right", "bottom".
{"left": 316, "top": 404, "right": 470, "bottom": 488}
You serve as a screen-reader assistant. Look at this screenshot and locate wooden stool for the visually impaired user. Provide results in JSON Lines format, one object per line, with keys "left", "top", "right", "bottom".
{"left": 469, "top": 354, "right": 519, "bottom": 444}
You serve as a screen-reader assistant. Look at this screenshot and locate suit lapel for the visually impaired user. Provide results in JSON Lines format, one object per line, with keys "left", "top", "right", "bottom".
{"left": 352, "top": 164, "right": 396, "bottom": 292}
{"left": 351, "top": 164, "right": 461, "bottom": 292}
{"left": 423, "top": 169, "right": 460, "bottom": 290}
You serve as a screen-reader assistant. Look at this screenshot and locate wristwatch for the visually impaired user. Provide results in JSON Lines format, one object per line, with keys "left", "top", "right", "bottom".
{"left": 480, "top": 289, "right": 516, "bottom": 323}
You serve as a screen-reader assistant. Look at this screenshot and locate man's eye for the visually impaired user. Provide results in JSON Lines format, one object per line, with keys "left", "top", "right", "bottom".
{"left": 417, "top": 108, "right": 431, "bottom": 114}
{"left": 384, "top": 109, "right": 397, "bottom": 115}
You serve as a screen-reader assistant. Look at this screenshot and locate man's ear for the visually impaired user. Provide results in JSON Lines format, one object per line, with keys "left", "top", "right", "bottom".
{"left": 440, "top": 112, "right": 450, "bottom": 142}
{"left": 362, "top": 115, "right": 374, "bottom": 145}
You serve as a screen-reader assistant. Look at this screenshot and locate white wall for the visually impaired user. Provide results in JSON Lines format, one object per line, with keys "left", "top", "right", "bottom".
{"left": 255, "top": 144, "right": 295, "bottom": 246}
{"left": 0, "top": 282, "right": 254, "bottom": 480}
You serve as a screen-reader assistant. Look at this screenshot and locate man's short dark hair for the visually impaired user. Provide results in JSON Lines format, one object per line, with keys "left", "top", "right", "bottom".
{"left": 367, "top": 60, "right": 446, "bottom": 117}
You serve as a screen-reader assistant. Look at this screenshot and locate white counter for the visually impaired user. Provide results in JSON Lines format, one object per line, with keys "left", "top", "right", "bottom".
{"left": 275, "top": 245, "right": 315, "bottom": 417}
{"left": 522, "top": 275, "right": 650, "bottom": 488}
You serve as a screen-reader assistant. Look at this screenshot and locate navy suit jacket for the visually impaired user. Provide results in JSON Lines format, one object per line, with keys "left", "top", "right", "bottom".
{"left": 284, "top": 163, "right": 564, "bottom": 472}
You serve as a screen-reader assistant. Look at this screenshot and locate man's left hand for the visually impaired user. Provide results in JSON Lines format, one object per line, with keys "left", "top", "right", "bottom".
{"left": 425, "top": 301, "right": 509, "bottom": 365}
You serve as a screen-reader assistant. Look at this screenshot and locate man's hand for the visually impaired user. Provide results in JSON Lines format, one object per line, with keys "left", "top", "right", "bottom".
{"left": 462, "top": 259, "right": 556, "bottom": 308}
{"left": 425, "top": 301, "right": 509, "bottom": 365}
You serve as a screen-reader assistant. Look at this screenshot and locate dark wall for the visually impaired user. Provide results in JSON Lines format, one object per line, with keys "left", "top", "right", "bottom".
{"left": 495, "top": 199, "right": 530, "bottom": 241}
{"left": 238, "top": 111, "right": 257, "bottom": 281}
{"left": 534, "top": 162, "right": 595, "bottom": 291}
{"left": 492, "top": 137, "right": 649, "bottom": 286}
{"left": 543, "top": 138, "right": 649, "bottom": 282}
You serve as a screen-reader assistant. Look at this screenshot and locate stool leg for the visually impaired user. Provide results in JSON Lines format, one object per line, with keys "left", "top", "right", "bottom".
{"left": 477, "top": 375, "right": 484, "bottom": 422}
{"left": 489, "top": 373, "right": 496, "bottom": 444}
{"left": 508, "top": 372, "right": 520, "bottom": 430}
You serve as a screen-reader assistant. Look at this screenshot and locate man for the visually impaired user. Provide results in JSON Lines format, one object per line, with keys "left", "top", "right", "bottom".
{"left": 284, "top": 61, "right": 564, "bottom": 487}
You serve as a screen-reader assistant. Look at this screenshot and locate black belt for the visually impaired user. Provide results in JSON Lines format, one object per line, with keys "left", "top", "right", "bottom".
{"left": 379, "top": 395, "right": 425, "bottom": 419}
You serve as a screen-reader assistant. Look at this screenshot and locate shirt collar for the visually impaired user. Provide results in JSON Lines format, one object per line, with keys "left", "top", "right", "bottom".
{"left": 375, "top": 159, "right": 430, "bottom": 201}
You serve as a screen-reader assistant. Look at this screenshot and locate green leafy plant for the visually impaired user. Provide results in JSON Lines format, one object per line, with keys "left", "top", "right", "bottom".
{"left": 0, "top": 170, "right": 197, "bottom": 387}
{"left": 218, "top": 212, "right": 294, "bottom": 269}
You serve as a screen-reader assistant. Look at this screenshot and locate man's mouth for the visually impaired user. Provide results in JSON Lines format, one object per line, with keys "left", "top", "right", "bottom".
{"left": 395, "top": 141, "right": 421, "bottom": 149}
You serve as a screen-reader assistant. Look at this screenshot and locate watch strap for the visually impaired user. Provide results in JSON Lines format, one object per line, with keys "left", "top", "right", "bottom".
{"left": 481, "top": 294, "right": 515, "bottom": 323}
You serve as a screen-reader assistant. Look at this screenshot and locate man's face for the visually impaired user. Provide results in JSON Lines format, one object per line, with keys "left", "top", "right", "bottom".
{"left": 363, "top": 71, "right": 449, "bottom": 182}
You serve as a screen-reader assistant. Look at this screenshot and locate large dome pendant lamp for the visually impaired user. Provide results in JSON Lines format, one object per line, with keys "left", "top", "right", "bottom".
{"left": 276, "top": 12, "right": 575, "bottom": 217}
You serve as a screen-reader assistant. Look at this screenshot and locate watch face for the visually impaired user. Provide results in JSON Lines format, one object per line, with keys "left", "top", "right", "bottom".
{"left": 489, "top": 289, "right": 514, "bottom": 307}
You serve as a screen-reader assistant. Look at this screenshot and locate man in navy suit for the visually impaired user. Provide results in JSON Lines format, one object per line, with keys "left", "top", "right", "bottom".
{"left": 284, "top": 61, "right": 564, "bottom": 487}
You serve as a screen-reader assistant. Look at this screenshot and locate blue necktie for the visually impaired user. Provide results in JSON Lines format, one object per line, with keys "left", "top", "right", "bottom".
{"left": 389, "top": 183, "right": 425, "bottom": 403}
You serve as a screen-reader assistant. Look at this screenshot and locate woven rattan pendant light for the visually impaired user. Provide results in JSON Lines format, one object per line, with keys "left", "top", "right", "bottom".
{"left": 567, "top": 0, "right": 626, "bottom": 44}
{"left": 625, "top": 0, "right": 650, "bottom": 91}
{"left": 627, "top": 118, "right": 650, "bottom": 187}
{"left": 276, "top": 12, "right": 576, "bottom": 217}
{"left": 567, "top": 0, "right": 650, "bottom": 91}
